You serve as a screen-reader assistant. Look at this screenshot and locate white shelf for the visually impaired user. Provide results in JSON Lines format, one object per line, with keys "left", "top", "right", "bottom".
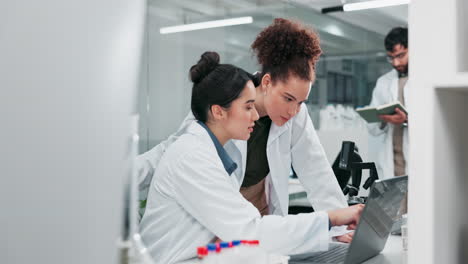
{"left": 409, "top": 1, "right": 468, "bottom": 264}
{"left": 433, "top": 89, "right": 468, "bottom": 264}
{"left": 434, "top": 73, "right": 468, "bottom": 90}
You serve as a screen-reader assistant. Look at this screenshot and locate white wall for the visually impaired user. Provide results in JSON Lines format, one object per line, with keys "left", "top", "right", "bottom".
{"left": 0, "top": 1, "right": 146, "bottom": 263}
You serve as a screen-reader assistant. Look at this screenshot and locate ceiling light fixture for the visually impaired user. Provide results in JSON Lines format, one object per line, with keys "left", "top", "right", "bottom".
{"left": 322, "top": 0, "right": 410, "bottom": 14}
{"left": 160, "top": 16, "right": 253, "bottom": 34}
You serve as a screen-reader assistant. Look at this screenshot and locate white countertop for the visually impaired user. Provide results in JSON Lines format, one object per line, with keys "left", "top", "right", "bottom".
{"left": 178, "top": 235, "right": 406, "bottom": 264}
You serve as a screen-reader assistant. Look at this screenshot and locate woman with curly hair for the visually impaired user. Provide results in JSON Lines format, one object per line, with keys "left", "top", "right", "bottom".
{"left": 241, "top": 18, "right": 351, "bottom": 241}
{"left": 247, "top": 20, "right": 346, "bottom": 207}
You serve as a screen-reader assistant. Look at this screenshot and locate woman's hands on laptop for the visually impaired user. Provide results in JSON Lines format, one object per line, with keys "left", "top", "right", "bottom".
{"left": 328, "top": 204, "right": 365, "bottom": 230}
{"left": 335, "top": 232, "right": 354, "bottom": 243}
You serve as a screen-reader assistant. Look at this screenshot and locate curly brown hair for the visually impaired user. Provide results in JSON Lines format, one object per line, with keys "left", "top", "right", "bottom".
{"left": 251, "top": 18, "right": 322, "bottom": 83}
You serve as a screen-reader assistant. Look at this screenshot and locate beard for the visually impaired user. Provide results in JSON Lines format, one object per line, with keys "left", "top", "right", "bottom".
{"left": 395, "top": 64, "right": 408, "bottom": 75}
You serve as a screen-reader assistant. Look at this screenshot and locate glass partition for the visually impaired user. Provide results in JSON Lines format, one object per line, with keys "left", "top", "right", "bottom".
{"left": 138, "top": 0, "right": 407, "bottom": 157}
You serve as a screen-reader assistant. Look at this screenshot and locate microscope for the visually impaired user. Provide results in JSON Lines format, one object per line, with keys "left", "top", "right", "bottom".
{"left": 332, "top": 141, "right": 379, "bottom": 205}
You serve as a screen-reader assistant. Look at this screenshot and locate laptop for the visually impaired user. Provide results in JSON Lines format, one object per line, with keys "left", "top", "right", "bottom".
{"left": 289, "top": 175, "right": 408, "bottom": 264}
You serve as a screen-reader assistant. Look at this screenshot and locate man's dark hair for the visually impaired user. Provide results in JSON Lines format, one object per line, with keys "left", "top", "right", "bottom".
{"left": 384, "top": 27, "right": 408, "bottom": 52}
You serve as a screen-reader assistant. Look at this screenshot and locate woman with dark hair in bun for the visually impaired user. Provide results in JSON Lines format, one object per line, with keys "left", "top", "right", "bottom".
{"left": 140, "top": 52, "right": 363, "bottom": 264}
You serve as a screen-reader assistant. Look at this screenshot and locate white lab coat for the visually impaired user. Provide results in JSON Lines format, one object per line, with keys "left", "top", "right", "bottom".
{"left": 367, "top": 69, "right": 409, "bottom": 179}
{"left": 136, "top": 104, "right": 347, "bottom": 217}
{"left": 139, "top": 122, "right": 330, "bottom": 264}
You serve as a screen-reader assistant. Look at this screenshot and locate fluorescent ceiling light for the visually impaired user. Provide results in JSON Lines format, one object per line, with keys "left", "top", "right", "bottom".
{"left": 322, "top": 0, "right": 410, "bottom": 14}
{"left": 343, "top": 0, "right": 410, "bottom": 12}
{"left": 160, "top": 16, "right": 253, "bottom": 34}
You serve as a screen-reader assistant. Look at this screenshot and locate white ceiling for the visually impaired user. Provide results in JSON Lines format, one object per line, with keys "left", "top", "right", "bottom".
{"left": 150, "top": 0, "right": 408, "bottom": 35}
{"left": 148, "top": 0, "right": 408, "bottom": 56}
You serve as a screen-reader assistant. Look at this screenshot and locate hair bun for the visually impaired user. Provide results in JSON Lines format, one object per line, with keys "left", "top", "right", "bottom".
{"left": 190, "top": 51, "right": 220, "bottom": 83}
{"left": 248, "top": 71, "right": 262, "bottom": 87}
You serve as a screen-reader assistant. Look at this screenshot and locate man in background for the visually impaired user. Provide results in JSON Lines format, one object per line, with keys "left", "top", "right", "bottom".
{"left": 367, "top": 27, "right": 409, "bottom": 183}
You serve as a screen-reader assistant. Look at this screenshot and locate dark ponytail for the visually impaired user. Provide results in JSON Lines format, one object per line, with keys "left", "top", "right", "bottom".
{"left": 190, "top": 51, "right": 252, "bottom": 123}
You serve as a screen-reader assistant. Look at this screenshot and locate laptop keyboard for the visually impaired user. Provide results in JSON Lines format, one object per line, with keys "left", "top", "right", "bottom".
{"left": 290, "top": 243, "right": 348, "bottom": 264}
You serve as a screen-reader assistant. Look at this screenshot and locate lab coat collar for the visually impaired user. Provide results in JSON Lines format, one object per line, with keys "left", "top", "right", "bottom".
{"left": 224, "top": 139, "right": 247, "bottom": 185}
{"left": 267, "top": 120, "right": 290, "bottom": 146}
{"left": 196, "top": 121, "right": 238, "bottom": 175}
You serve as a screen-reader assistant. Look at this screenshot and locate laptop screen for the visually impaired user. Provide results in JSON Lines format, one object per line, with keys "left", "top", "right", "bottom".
{"left": 345, "top": 175, "right": 408, "bottom": 264}
{"left": 288, "top": 176, "right": 408, "bottom": 264}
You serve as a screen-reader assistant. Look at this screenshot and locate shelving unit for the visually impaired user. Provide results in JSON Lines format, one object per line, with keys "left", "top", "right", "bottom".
{"left": 409, "top": 0, "right": 468, "bottom": 263}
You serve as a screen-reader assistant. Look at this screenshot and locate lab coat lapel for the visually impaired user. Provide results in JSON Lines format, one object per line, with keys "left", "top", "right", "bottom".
{"left": 225, "top": 139, "right": 247, "bottom": 186}
{"left": 267, "top": 121, "right": 289, "bottom": 146}
{"left": 390, "top": 70, "right": 399, "bottom": 101}
{"left": 266, "top": 121, "right": 291, "bottom": 215}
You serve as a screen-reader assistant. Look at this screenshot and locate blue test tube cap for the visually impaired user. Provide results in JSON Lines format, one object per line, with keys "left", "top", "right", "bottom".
{"left": 220, "top": 242, "right": 229, "bottom": 248}
{"left": 232, "top": 240, "right": 241, "bottom": 246}
{"left": 207, "top": 243, "right": 217, "bottom": 251}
